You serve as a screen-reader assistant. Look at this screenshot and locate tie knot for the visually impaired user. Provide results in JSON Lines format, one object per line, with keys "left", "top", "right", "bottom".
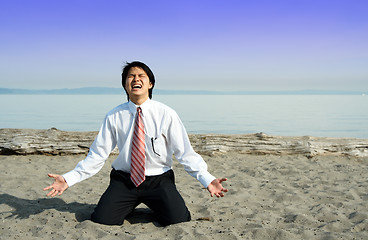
{"left": 137, "top": 107, "right": 142, "bottom": 113}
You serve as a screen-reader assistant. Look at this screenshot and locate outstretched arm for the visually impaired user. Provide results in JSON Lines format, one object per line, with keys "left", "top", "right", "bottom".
{"left": 207, "top": 178, "right": 228, "bottom": 197}
{"left": 43, "top": 174, "right": 69, "bottom": 197}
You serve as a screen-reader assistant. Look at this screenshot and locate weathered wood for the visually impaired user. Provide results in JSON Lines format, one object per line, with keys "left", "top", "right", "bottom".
{"left": 0, "top": 128, "right": 101, "bottom": 156}
{"left": 1, "top": 128, "right": 367, "bottom": 157}
{"left": 190, "top": 133, "right": 368, "bottom": 157}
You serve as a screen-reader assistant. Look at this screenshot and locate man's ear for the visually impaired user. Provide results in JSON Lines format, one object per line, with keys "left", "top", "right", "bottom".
{"left": 149, "top": 82, "right": 153, "bottom": 89}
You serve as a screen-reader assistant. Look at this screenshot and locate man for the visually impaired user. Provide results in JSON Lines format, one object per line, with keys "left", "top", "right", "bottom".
{"left": 44, "top": 61, "right": 228, "bottom": 226}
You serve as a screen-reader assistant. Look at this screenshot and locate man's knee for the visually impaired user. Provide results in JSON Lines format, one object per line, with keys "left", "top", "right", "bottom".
{"left": 158, "top": 208, "right": 191, "bottom": 226}
{"left": 91, "top": 209, "right": 125, "bottom": 225}
{"left": 147, "top": 186, "right": 191, "bottom": 226}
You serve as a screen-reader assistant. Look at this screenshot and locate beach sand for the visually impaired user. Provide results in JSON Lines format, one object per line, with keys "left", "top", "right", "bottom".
{"left": 1, "top": 153, "right": 368, "bottom": 239}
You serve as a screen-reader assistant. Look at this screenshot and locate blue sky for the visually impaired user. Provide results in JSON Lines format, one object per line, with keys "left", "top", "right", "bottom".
{"left": 1, "top": 0, "right": 367, "bottom": 91}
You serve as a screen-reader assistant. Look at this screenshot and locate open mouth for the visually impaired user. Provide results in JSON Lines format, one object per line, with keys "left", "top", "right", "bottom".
{"left": 132, "top": 85, "right": 142, "bottom": 89}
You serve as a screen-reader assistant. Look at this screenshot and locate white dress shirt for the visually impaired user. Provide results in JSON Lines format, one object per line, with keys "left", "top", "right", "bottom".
{"left": 63, "top": 99, "right": 216, "bottom": 188}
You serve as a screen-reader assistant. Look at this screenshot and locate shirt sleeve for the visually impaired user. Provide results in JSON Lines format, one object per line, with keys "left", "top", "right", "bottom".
{"left": 62, "top": 115, "right": 117, "bottom": 187}
{"left": 166, "top": 110, "right": 216, "bottom": 188}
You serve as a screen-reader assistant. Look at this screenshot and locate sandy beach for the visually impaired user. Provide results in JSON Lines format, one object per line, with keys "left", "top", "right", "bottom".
{"left": 1, "top": 130, "right": 368, "bottom": 239}
{"left": 1, "top": 153, "right": 367, "bottom": 239}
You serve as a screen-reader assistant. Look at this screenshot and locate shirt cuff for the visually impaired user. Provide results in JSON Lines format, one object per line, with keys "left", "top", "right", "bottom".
{"left": 198, "top": 172, "right": 217, "bottom": 188}
{"left": 62, "top": 170, "right": 81, "bottom": 188}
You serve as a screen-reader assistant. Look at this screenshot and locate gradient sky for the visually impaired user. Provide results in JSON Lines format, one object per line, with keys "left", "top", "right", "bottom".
{"left": 1, "top": 0, "right": 367, "bottom": 91}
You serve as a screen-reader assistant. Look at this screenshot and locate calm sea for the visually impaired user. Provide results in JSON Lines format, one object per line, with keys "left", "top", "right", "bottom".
{"left": 0, "top": 94, "right": 367, "bottom": 139}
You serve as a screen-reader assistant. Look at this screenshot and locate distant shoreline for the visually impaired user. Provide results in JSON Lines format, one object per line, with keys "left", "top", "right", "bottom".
{"left": 0, "top": 87, "right": 367, "bottom": 95}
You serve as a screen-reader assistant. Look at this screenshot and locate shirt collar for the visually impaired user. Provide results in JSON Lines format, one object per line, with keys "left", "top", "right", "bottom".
{"left": 128, "top": 98, "right": 152, "bottom": 117}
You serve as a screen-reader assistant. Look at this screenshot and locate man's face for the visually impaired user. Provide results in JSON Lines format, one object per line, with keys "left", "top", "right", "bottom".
{"left": 125, "top": 67, "right": 153, "bottom": 101}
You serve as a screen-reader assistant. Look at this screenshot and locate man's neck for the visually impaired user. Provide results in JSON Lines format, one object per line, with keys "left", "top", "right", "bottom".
{"left": 130, "top": 96, "right": 149, "bottom": 106}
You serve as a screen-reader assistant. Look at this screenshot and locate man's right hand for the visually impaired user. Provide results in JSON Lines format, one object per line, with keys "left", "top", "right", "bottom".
{"left": 43, "top": 174, "right": 69, "bottom": 197}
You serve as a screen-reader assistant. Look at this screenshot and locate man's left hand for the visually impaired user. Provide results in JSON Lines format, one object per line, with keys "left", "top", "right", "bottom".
{"left": 207, "top": 178, "right": 228, "bottom": 197}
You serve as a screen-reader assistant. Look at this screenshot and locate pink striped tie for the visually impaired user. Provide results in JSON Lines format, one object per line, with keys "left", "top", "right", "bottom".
{"left": 130, "top": 107, "right": 146, "bottom": 187}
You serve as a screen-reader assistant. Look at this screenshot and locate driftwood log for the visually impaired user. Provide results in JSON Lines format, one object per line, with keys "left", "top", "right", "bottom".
{"left": 1, "top": 128, "right": 367, "bottom": 157}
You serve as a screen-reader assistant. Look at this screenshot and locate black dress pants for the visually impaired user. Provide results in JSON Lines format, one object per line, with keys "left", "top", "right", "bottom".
{"left": 91, "top": 169, "right": 191, "bottom": 226}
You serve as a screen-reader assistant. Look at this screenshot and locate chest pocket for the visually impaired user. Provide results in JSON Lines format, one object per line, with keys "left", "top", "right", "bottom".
{"left": 146, "top": 134, "right": 166, "bottom": 158}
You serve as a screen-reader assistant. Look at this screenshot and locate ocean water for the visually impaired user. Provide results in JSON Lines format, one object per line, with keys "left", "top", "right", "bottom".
{"left": 0, "top": 94, "right": 367, "bottom": 139}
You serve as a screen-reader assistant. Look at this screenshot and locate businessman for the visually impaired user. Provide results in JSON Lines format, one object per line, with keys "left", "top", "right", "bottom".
{"left": 44, "top": 61, "right": 228, "bottom": 226}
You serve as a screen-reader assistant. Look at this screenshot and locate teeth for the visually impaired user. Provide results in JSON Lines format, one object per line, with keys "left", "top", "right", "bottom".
{"left": 133, "top": 85, "right": 142, "bottom": 89}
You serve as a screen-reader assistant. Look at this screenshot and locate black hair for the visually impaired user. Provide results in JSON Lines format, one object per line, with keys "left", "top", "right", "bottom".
{"left": 121, "top": 61, "right": 155, "bottom": 100}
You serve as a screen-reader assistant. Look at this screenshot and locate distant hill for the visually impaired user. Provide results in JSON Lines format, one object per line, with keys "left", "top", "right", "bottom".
{"left": 0, "top": 87, "right": 366, "bottom": 95}
{"left": 0, "top": 87, "right": 124, "bottom": 95}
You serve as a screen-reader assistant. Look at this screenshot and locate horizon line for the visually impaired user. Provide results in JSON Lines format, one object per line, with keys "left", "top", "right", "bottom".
{"left": 0, "top": 87, "right": 367, "bottom": 95}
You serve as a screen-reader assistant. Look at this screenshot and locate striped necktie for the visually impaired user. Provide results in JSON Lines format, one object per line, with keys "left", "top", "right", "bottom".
{"left": 130, "top": 107, "right": 145, "bottom": 187}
